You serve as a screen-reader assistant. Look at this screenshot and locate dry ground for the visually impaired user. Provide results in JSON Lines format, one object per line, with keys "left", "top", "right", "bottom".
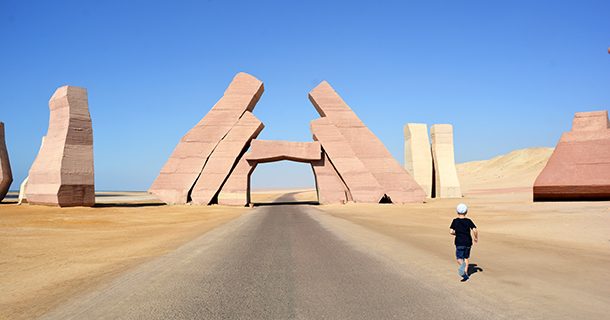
{"left": 2, "top": 148, "right": 609, "bottom": 319}
{"left": 0, "top": 194, "right": 246, "bottom": 320}
{"left": 314, "top": 147, "right": 610, "bottom": 319}
{"left": 318, "top": 191, "right": 610, "bottom": 319}
{"left": 250, "top": 188, "right": 318, "bottom": 203}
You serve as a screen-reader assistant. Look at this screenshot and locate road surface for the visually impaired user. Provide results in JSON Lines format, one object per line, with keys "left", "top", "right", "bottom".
{"left": 42, "top": 202, "right": 491, "bottom": 319}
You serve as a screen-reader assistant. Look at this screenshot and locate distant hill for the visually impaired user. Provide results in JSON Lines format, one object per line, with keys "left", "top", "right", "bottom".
{"left": 457, "top": 147, "right": 554, "bottom": 193}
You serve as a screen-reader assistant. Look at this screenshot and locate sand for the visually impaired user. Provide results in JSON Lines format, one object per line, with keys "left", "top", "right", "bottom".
{"left": 251, "top": 188, "right": 318, "bottom": 203}
{"left": 1, "top": 148, "right": 608, "bottom": 319}
{"left": 318, "top": 192, "right": 610, "bottom": 319}
{"left": 316, "top": 147, "right": 610, "bottom": 319}
{"left": 457, "top": 147, "right": 554, "bottom": 194}
{"left": 0, "top": 193, "right": 247, "bottom": 320}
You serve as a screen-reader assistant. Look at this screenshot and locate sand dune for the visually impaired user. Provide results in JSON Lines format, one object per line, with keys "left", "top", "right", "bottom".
{"left": 457, "top": 147, "right": 554, "bottom": 193}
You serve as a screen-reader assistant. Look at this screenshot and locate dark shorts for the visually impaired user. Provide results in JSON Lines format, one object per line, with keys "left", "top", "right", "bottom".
{"left": 456, "top": 246, "right": 471, "bottom": 259}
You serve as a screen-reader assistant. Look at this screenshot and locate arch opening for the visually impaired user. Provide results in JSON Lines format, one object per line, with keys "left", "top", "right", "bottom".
{"left": 249, "top": 160, "right": 319, "bottom": 206}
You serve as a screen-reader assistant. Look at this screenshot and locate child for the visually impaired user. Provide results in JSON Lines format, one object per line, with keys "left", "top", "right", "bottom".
{"left": 450, "top": 203, "right": 478, "bottom": 282}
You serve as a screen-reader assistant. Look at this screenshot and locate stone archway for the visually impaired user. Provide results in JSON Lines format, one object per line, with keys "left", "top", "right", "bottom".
{"left": 149, "top": 72, "right": 426, "bottom": 206}
{"left": 217, "top": 140, "right": 349, "bottom": 206}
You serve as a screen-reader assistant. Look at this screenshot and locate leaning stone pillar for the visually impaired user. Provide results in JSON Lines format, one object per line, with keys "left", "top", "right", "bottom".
{"left": 312, "top": 151, "right": 350, "bottom": 204}
{"left": 217, "top": 155, "right": 257, "bottom": 206}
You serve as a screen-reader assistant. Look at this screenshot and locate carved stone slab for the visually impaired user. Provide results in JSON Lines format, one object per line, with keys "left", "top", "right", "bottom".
{"left": 246, "top": 140, "right": 321, "bottom": 163}
{"left": 217, "top": 154, "right": 256, "bottom": 206}
{"left": 312, "top": 152, "right": 349, "bottom": 204}
{"left": 430, "top": 124, "right": 462, "bottom": 198}
{"left": 309, "top": 81, "right": 425, "bottom": 203}
{"left": 404, "top": 123, "right": 433, "bottom": 198}
{"left": 534, "top": 111, "right": 610, "bottom": 201}
{"left": 190, "top": 112, "right": 264, "bottom": 205}
{"left": 26, "top": 86, "right": 95, "bottom": 207}
{"left": 311, "top": 117, "right": 384, "bottom": 203}
{"left": 149, "top": 73, "right": 264, "bottom": 204}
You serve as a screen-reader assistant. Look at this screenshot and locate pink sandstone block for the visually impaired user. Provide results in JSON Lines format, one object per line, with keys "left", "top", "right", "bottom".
{"left": 572, "top": 111, "right": 609, "bottom": 131}
{"left": 149, "top": 72, "right": 264, "bottom": 204}
{"left": 246, "top": 140, "right": 322, "bottom": 163}
{"left": 217, "top": 154, "right": 257, "bottom": 206}
{"left": 190, "top": 112, "right": 264, "bottom": 205}
{"left": 534, "top": 110, "right": 610, "bottom": 201}
{"left": 26, "top": 86, "right": 95, "bottom": 207}
{"left": 311, "top": 152, "right": 349, "bottom": 204}
{"left": 308, "top": 82, "right": 425, "bottom": 203}
{"left": 310, "top": 118, "right": 384, "bottom": 203}
{"left": 0, "top": 122, "right": 13, "bottom": 201}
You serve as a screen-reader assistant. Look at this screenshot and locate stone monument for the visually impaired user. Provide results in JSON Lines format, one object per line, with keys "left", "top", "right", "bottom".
{"left": 309, "top": 81, "right": 426, "bottom": 204}
{"left": 534, "top": 110, "right": 610, "bottom": 201}
{"left": 216, "top": 140, "right": 334, "bottom": 206}
{"left": 430, "top": 124, "right": 462, "bottom": 198}
{"left": 153, "top": 74, "right": 425, "bottom": 206}
{"left": 404, "top": 123, "right": 433, "bottom": 198}
{"left": 190, "top": 112, "right": 264, "bottom": 205}
{"left": 0, "top": 122, "right": 13, "bottom": 201}
{"left": 26, "top": 86, "right": 95, "bottom": 207}
{"left": 149, "top": 72, "right": 264, "bottom": 204}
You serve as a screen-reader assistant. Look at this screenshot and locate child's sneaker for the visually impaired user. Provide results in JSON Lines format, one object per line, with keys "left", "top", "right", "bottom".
{"left": 461, "top": 273, "right": 470, "bottom": 282}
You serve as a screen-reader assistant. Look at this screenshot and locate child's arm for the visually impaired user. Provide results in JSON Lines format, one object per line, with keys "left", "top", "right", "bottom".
{"left": 450, "top": 229, "right": 456, "bottom": 236}
{"left": 472, "top": 228, "right": 478, "bottom": 243}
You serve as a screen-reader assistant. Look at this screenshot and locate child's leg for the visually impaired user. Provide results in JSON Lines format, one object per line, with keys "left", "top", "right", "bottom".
{"left": 456, "top": 258, "right": 463, "bottom": 265}
{"left": 464, "top": 258, "right": 469, "bottom": 274}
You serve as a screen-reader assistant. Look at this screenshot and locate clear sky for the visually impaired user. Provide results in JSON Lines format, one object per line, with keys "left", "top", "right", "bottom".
{"left": 1, "top": 0, "right": 609, "bottom": 191}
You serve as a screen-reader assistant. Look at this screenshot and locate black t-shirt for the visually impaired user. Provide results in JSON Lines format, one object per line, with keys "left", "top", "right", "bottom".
{"left": 450, "top": 218, "right": 477, "bottom": 246}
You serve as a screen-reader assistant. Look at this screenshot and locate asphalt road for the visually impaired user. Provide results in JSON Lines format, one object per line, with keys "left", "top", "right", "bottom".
{"left": 42, "top": 202, "right": 488, "bottom": 320}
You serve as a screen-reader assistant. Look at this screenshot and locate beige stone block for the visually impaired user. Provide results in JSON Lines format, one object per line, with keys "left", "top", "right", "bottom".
{"left": 431, "top": 124, "right": 462, "bottom": 198}
{"left": 17, "top": 177, "right": 28, "bottom": 205}
{"left": 404, "top": 123, "right": 433, "bottom": 198}
{"left": 26, "top": 86, "right": 95, "bottom": 207}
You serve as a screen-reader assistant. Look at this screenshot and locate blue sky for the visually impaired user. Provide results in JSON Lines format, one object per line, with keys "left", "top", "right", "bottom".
{"left": 1, "top": 0, "right": 609, "bottom": 191}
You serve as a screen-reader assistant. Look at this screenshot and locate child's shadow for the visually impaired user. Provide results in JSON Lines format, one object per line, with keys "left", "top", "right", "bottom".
{"left": 467, "top": 264, "right": 483, "bottom": 276}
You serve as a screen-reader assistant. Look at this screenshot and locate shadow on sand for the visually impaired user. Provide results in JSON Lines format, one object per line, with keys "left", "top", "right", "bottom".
{"left": 467, "top": 263, "right": 484, "bottom": 276}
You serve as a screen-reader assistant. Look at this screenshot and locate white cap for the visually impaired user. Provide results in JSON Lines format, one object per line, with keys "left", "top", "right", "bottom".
{"left": 456, "top": 203, "right": 468, "bottom": 215}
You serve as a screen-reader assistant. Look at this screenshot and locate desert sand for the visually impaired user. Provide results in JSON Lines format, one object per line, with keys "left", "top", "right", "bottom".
{"left": 250, "top": 188, "right": 318, "bottom": 204}
{"left": 0, "top": 193, "right": 246, "bottom": 319}
{"left": 457, "top": 147, "right": 554, "bottom": 193}
{"left": 317, "top": 147, "right": 610, "bottom": 319}
{"left": 1, "top": 148, "right": 609, "bottom": 319}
